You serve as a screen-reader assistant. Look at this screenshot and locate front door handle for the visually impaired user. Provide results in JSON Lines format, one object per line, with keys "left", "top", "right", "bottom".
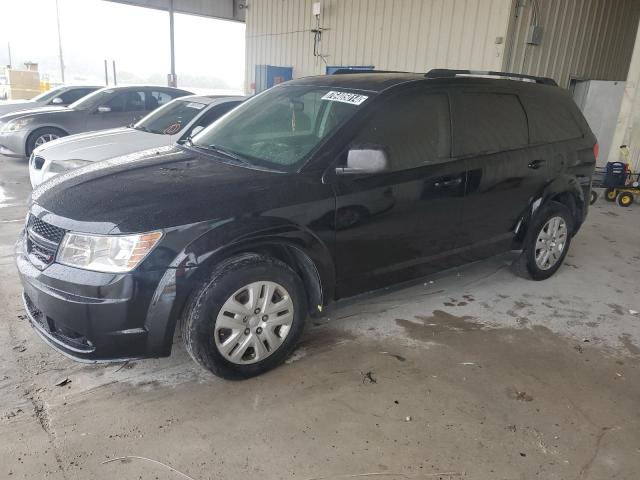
{"left": 528, "top": 159, "right": 546, "bottom": 169}
{"left": 434, "top": 177, "right": 462, "bottom": 188}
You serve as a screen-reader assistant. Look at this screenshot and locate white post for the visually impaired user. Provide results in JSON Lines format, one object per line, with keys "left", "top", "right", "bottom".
{"left": 608, "top": 18, "right": 640, "bottom": 171}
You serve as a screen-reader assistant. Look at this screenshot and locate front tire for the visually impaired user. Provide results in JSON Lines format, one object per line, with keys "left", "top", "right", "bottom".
{"left": 181, "top": 253, "right": 307, "bottom": 380}
{"left": 26, "top": 127, "right": 66, "bottom": 157}
{"left": 521, "top": 201, "right": 574, "bottom": 280}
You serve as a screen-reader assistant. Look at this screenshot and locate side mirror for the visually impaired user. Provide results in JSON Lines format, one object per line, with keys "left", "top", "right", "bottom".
{"left": 51, "top": 97, "right": 64, "bottom": 105}
{"left": 336, "top": 148, "right": 389, "bottom": 175}
{"left": 97, "top": 106, "right": 111, "bottom": 113}
{"left": 190, "top": 125, "right": 204, "bottom": 137}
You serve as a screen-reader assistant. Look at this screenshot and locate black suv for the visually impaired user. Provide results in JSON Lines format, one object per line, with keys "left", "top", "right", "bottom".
{"left": 16, "top": 70, "right": 597, "bottom": 379}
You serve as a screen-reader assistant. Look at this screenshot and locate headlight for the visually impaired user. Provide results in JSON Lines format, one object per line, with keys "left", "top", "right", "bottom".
{"left": 49, "top": 159, "right": 92, "bottom": 173}
{"left": 57, "top": 231, "right": 163, "bottom": 273}
{"left": 1, "top": 117, "right": 34, "bottom": 132}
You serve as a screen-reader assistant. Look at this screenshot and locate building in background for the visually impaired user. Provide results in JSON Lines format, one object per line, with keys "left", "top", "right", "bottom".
{"left": 244, "top": 0, "right": 640, "bottom": 164}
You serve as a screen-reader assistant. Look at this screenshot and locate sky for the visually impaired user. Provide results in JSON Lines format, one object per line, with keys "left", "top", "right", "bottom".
{"left": 0, "top": 0, "right": 246, "bottom": 93}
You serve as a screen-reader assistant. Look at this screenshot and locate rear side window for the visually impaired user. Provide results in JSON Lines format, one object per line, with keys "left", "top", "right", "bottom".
{"left": 453, "top": 92, "right": 528, "bottom": 156}
{"left": 520, "top": 95, "right": 583, "bottom": 143}
{"left": 353, "top": 92, "right": 450, "bottom": 170}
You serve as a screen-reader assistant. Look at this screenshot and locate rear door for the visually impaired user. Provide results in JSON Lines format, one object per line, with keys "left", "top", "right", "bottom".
{"left": 452, "top": 88, "right": 548, "bottom": 257}
{"left": 331, "top": 88, "right": 467, "bottom": 297}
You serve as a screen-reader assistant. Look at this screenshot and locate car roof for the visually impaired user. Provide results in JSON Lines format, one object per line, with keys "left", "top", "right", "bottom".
{"left": 285, "top": 72, "right": 426, "bottom": 93}
{"left": 177, "top": 95, "right": 245, "bottom": 106}
{"left": 62, "top": 85, "right": 102, "bottom": 89}
{"left": 95, "top": 85, "right": 190, "bottom": 93}
{"left": 283, "top": 72, "right": 560, "bottom": 95}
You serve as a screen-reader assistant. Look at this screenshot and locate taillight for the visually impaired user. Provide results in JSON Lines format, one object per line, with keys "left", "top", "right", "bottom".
{"left": 593, "top": 142, "right": 599, "bottom": 160}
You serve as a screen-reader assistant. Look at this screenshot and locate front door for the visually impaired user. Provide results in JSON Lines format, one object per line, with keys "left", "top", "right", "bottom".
{"left": 330, "top": 89, "right": 467, "bottom": 298}
{"left": 85, "top": 89, "right": 148, "bottom": 131}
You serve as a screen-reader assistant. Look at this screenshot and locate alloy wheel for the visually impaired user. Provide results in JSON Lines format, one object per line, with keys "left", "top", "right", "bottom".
{"left": 534, "top": 216, "right": 568, "bottom": 270}
{"left": 34, "top": 133, "right": 60, "bottom": 147}
{"left": 214, "top": 281, "right": 294, "bottom": 365}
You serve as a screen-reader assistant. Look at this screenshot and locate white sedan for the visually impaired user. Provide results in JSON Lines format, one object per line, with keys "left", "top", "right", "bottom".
{"left": 29, "top": 95, "right": 244, "bottom": 187}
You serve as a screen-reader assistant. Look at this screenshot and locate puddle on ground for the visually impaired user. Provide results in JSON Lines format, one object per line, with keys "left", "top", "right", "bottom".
{"left": 395, "top": 310, "right": 484, "bottom": 340}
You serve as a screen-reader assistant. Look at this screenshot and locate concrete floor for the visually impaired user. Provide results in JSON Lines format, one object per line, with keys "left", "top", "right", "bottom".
{"left": 1, "top": 154, "right": 639, "bottom": 480}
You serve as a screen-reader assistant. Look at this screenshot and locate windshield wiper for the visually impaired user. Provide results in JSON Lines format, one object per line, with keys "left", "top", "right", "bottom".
{"left": 202, "top": 144, "right": 252, "bottom": 165}
{"left": 132, "top": 124, "right": 150, "bottom": 132}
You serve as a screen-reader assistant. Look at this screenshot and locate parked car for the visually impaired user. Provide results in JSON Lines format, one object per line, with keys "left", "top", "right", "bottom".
{"left": 0, "top": 85, "right": 192, "bottom": 157}
{"left": 16, "top": 71, "right": 596, "bottom": 379}
{"left": 0, "top": 85, "right": 101, "bottom": 117}
{"left": 29, "top": 95, "right": 244, "bottom": 187}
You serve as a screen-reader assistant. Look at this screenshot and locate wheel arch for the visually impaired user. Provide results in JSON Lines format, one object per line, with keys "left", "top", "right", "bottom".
{"left": 514, "top": 175, "right": 586, "bottom": 248}
{"left": 26, "top": 126, "right": 69, "bottom": 155}
{"left": 143, "top": 224, "right": 335, "bottom": 357}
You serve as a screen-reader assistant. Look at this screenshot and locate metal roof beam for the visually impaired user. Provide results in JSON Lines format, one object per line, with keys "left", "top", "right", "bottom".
{"left": 103, "top": 0, "right": 245, "bottom": 22}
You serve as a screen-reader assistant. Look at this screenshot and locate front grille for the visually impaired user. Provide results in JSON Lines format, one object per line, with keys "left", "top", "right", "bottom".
{"left": 28, "top": 215, "right": 65, "bottom": 243}
{"left": 32, "top": 155, "right": 45, "bottom": 170}
{"left": 26, "top": 215, "right": 66, "bottom": 269}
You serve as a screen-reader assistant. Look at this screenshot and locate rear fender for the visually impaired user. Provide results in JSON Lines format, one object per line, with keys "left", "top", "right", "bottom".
{"left": 513, "top": 174, "right": 586, "bottom": 249}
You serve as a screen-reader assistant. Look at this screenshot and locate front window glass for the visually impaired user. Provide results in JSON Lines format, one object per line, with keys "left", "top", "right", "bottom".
{"left": 134, "top": 99, "right": 207, "bottom": 135}
{"left": 192, "top": 86, "right": 369, "bottom": 171}
{"left": 32, "top": 87, "right": 66, "bottom": 102}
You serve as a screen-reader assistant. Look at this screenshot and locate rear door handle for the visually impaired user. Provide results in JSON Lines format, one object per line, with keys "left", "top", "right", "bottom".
{"left": 434, "top": 177, "right": 462, "bottom": 188}
{"left": 528, "top": 159, "right": 546, "bottom": 169}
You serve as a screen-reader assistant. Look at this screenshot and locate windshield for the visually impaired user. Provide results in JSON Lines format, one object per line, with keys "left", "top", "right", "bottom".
{"left": 192, "top": 86, "right": 369, "bottom": 172}
{"left": 31, "top": 86, "right": 65, "bottom": 102}
{"left": 133, "top": 99, "right": 206, "bottom": 135}
{"left": 69, "top": 88, "right": 114, "bottom": 110}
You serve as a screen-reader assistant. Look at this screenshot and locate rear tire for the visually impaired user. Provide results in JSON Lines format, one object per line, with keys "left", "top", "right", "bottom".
{"left": 181, "top": 253, "right": 307, "bottom": 380}
{"left": 26, "top": 127, "right": 66, "bottom": 157}
{"left": 617, "top": 192, "right": 634, "bottom": 207}
{"left": 520, "top": 201, "right": 574, "bottom": 281}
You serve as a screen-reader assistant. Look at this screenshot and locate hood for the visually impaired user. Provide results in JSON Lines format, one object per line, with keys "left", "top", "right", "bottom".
{"left": 31, "top": 145, "right": 291, "bottom": 234}
{"left": 34, "top": 127, "right": 169, "bottom": 162}
{"left": 0, "top": 100, "right": 37, "bottom": 116}
{"left": 0, "top": 105, "right": 70, "bottom": 123}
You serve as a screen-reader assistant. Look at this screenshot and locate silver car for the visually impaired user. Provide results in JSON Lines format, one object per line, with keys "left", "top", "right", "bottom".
{"left": 29, "top": 95, "right": 244, "bottom": 187}
{"left": 0, "top": 85, "right": 192, "bottom": 157}
{"left": 0, "top": 85, "right": 101, "bottom": 117}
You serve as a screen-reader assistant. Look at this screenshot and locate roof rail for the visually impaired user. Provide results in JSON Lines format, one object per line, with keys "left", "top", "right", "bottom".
{"left": 425, "top": 69, "right": 557, "bottom": 86}
{"left": 331, "top": 69, "right": 410, "bottom": 75}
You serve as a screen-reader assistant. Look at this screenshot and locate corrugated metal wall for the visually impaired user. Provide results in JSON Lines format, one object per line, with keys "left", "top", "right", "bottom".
{"left": 504, "top": 0, "right": 640, "bottom": 87}
{"left": 245, "top": 0, "right": 512, "bottom": 92}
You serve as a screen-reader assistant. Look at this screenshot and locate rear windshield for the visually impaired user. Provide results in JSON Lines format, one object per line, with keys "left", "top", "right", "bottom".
{"left": 69, "top": 88, "right": 115, "bottom": 111}
{"left": 192, "top": 85, "right": 369, "bottom": 172}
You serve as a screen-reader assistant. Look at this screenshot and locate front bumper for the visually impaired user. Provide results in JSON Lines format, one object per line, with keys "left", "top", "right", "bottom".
{"left": 0, "top": 130, "right": 28, "bottom": 157}
{"left": 16, "top": 232, "right": 164, "bottom": 361}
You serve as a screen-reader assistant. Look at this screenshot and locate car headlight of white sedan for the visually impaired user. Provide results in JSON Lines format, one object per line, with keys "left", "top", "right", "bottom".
{"left": 57, "top": 231, "right": 163, "bottom": 273}
{"left": 1, "top": 117, "right": 34, "bottom": 132}
{"left": 48, "top": 159, "right": 93, "bottom": 173}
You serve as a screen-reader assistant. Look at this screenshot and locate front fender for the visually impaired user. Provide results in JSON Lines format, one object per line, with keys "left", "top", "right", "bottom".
{"left": 143, "top": 217, "right": 335, "bottom": 356}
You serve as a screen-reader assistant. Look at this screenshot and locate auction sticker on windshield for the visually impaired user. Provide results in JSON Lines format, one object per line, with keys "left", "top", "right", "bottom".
{"left": 321, "top": 91, "right": 368, "bottom": 105}
{"left": 186, "top": 102, "right": 206, "bottom": 110}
